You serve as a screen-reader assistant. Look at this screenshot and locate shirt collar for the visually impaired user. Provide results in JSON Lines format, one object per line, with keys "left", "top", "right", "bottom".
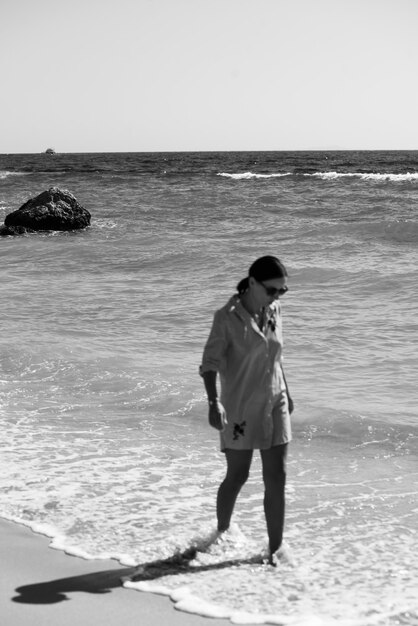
{"left": 225, "top": 294, "right": 276, "bottom": 321}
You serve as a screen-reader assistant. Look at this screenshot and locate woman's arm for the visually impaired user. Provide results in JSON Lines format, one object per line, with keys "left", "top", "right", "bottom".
{"left": 281, "top": 367, "right": 294, "bottom": 415}
{"left": 202, "top": 369, "right": 218, "bottom": 402}
{"left": 201, "top": 370, "right": 227, "bottom": 431}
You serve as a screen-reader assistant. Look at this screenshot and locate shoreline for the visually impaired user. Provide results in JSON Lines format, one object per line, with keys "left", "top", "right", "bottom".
{"left": 0, "top": 518, "right": 233, "bottom": 626}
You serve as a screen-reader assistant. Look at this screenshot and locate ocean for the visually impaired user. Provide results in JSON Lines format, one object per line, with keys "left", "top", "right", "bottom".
{"left": 0, "top": 150, "right": 417, "bottom": 625}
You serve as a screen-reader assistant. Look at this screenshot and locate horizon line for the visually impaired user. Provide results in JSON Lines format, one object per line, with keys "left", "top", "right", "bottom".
{"left": 2, "top": 148, "right": 418, "bottom": 156}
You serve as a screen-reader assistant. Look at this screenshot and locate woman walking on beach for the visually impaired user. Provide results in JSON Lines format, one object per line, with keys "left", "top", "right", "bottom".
{"left": 200, "top": 255, "right": 293, "bottom": 565}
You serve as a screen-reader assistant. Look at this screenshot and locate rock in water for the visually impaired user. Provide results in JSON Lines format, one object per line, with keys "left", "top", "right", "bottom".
{"left": 0, "top": 224, "right": 29, "bottom": 237}
{"left": 3, "top": 187, "right": 91, "bottom": 232}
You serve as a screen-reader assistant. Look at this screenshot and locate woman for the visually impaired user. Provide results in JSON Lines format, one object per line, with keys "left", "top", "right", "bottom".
{"left": 200, "top": 255, "right": 293, "bottom": 565}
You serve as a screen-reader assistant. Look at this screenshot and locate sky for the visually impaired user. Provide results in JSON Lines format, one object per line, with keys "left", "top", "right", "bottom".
{"left": 1, "top": 0, "right": 418, "bottom": 153}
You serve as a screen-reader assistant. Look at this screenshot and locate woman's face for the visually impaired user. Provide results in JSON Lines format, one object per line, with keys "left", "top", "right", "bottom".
{"left": 250, "top": 276, "right": 288, "bottom": 307}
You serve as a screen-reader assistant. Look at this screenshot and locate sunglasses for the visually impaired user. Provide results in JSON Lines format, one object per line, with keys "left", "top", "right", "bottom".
{"left": 259, "top": 281, "right": 288, "bottom": 297}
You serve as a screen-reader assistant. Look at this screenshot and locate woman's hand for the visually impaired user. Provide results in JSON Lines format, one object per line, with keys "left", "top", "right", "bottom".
{"left": 208, "top": 399, "right": 227, "bottom": 431}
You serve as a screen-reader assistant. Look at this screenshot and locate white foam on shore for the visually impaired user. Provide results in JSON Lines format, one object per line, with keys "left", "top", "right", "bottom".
{"left": 121, "top": 520, "right": 418, "bottom": 625}
{"left": 1, "top": 433, "right": 418, "bottom": 625}
{"left": 125, "top": 580, "right": 416, "bottom": 626}
{"left": 124, "top": 580, "right": 332, "bottom": 625}
{"left": 0, "top": 514, "right": 138, "bottom": 566}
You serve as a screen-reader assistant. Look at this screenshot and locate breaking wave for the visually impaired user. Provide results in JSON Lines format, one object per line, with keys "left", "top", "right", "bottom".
{"left": 309, "top": 171, "right": 418, "bottom": 182}
{"left": 218, "top": 172, "right": 291, "bottom": 180}
{"left": 218, "top": 171, "right": 418, "bottom": 182}
{"left": 0, "top": 170, "right": 27, "bottom": 180}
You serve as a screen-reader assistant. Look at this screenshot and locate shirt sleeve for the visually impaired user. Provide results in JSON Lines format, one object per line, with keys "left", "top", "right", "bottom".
{"left": 200, "top": 309, "right": 228, "bottom": 375}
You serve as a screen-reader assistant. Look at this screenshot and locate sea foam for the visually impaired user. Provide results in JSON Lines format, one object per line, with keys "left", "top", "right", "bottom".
{"left": 217, "top": 170, "right": 418, "bottom": 182}
{"left": 217, "top": 172, "right": 291, "bottom": 179}
{"left": 0, "top": 170, "right": 26, "bottom": 180}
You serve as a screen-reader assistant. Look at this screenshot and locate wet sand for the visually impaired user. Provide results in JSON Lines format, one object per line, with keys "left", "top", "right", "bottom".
{"left": 0, "top": 519, "right": 233, "bottom": 626}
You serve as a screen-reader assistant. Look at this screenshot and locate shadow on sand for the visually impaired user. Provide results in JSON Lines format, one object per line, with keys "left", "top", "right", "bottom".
{"left": 13, "top": 547, "right": 264, "bottom": 604}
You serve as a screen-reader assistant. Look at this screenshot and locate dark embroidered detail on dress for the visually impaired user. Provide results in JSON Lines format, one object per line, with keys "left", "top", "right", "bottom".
{"left": 233, "top": 421, "right": 247, "bottom": 440}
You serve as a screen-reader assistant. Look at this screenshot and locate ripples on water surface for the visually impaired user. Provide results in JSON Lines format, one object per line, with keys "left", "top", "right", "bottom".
{"left": 0, "top": 151, "right": 417, "bottom": 624}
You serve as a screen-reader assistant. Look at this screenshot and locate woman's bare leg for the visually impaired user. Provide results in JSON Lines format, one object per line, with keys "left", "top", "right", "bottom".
{"left": 217, "top": 449, "right": 253, "bottom": 532}
{"left": 260, "top": 444, "right": 288, "bottom": 558}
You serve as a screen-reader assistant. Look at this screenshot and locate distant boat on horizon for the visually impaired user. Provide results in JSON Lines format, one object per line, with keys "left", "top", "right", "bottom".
{"left": 44, "top": 148, "right": 56, "bottom": 155}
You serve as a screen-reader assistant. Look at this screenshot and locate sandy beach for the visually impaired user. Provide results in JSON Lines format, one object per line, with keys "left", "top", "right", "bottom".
{"left": 0, "top": 519, "right": 233, "bottom": 626}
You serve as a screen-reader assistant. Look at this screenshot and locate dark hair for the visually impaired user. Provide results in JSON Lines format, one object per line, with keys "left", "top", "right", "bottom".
{"left": 236, "top": 255, "right": 288, "bottom": 294}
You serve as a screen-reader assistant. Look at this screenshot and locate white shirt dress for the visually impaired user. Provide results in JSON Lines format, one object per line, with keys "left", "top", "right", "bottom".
{"left": 201, "top": 295, "right": 291, "bottom": 452}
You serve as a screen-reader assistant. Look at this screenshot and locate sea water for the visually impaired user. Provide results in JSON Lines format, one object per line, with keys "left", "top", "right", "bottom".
{"left": 0, "top": 151, "right": 417, "bottom": 625}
